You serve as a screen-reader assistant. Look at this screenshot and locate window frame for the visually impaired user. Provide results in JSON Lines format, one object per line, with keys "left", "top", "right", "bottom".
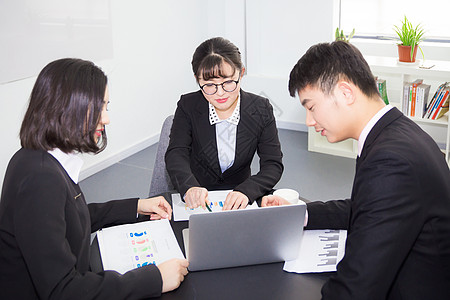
{"left": 338, "top": 0, "right": 450, "bottom": 44}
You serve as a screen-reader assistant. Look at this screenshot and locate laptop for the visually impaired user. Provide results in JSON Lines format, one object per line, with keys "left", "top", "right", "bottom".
{"left": 182, "top": 203, "right": 306, "bottom": 271}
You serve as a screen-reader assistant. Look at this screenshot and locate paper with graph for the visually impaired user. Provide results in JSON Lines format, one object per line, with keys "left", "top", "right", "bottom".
{"left": 172, "top": 190, "right": 259, "bottom": 221}
{"left": 97, "top": 219, "right": 184, "bottom": 274}
{"left": 284, "top": 229, "right": 347, "bottom": 273}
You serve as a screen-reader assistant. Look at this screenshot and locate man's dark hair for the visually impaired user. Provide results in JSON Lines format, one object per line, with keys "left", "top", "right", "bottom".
{"left": 20, "top": 58, "right": 108, "bottom": 154}
{"left": 288, "top": 41, "right": 379, "bottom": 98}
{"left": 191, "top": 37, "right": 243, "bottom": 81}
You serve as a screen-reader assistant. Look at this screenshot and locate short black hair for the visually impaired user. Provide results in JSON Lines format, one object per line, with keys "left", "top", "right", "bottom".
{"left": 288, "top": 41, "right": 379, "bottom": 98}
{"left": 20, "top": 58, "right": 108, "bottom": 154}
{"left": 191, "top": 37, "right": 243, "bottom": 81}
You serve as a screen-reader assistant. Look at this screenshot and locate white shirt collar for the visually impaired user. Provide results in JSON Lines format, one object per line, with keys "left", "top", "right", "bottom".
{"left": 209, "top": 97, "right": 241, "bottom": 126}
{"left": 48, "top": 148, "right": 84, "bottom": 184}
{"left": 358, "top": 105, "right": 393, "bottom": 157}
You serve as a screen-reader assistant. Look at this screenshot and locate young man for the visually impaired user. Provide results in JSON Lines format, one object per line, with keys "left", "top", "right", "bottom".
{"left": 263, "top": 41, "right": 450, "bottom": 299}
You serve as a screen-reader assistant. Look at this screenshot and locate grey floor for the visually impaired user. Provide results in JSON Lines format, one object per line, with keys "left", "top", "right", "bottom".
{"left": 80, "top": 129, "right": 356, "bottom": 204}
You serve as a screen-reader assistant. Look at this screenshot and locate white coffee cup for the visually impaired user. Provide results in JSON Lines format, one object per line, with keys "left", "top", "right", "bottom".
{"left": 273, "top": 188, "right": 299, "bottom": 204}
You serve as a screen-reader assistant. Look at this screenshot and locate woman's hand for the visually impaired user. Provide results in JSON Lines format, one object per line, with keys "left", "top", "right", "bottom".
{"left": 184, "top": 187, "right": 208, "bottom": 209}
{"left": 137, "top": 196, "right": 172, "bottom": 220}
{"left": 261, "top": 195, "right": 291, "bottom": 207}
{"left": 157, "top": 258, "right": 189, "bottom": 293}
{"left": 222, "top": 191, "right": 249, "bottom": 210}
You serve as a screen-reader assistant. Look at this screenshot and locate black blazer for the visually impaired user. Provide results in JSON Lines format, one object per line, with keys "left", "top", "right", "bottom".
{"left": 306, "top": 108, "right": 450, "bottom": 300}
{"left": 165, "top": 89, "right": 283, "bottom": 203}
{"left": 0, "top": 149, "right": 162, "bottom": 299}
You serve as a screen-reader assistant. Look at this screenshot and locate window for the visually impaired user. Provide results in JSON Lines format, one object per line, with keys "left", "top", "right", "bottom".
{"left": 340, "top": 0, "right": 450, "bottom": 42}
{"left": 0, "top": 0, "right": 113, "bottom": 84}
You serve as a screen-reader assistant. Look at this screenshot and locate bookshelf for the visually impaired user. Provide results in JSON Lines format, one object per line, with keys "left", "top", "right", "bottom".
{"left": 307, "top": 56, "right": 450, "bottom": 166}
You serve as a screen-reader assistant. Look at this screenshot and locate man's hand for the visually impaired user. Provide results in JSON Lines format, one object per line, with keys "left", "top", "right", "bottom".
{"left": 261, "top": 195, "right": 291, "bottom": 207}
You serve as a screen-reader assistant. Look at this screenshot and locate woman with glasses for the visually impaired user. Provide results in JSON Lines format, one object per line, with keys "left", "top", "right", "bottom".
{"left": 165, "top": 37, "right": 283, "bottom": 210}
{"left": 0, "top": 58, "right": 188, "bottom": 299}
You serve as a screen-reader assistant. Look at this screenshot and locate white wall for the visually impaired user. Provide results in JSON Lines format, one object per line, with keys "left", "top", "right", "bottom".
{"left": 80, "top": 0, "right": 209, "bottom": 176}
{"left": 0, "top": 0, "right": 114, "bottom": 84}
{"left": 0, "top": 77, "right": 34, "bottom": 191}
{"left": 244, "top": 0, "right": 338, "bottom": 130}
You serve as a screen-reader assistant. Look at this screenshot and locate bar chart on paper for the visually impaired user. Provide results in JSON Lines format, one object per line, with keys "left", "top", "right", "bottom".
{"left": 284, "top": 229, "right": 347, "bottom": 273}
{"left": 97, "top": 219, "right": 184, "bottom": 274}
{"left": 128, "top": 230, "right": 158, "bottom": 268}
{"left": 172, "top": 190, "right": 259, "bottom": 221}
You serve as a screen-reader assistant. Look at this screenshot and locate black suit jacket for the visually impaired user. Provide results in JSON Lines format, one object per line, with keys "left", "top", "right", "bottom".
{"left": 0, "top": 149, "right": 162, "bottom": 299}
{"left": 165, "top": 89, "right": 283, "bottom": 203}
{"left": 306, "top": 108, "right": 450, "bottom": 300}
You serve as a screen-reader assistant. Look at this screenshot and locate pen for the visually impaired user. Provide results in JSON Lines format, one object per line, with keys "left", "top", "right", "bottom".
{"left": 205, "top": 201, "right": 212, "bottom": 212}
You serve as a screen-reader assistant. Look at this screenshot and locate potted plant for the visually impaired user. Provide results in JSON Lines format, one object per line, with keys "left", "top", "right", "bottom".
{"left": 393, "top": 16, "right": 425, "bottom": 63}
{"left": 335, "top": 27, "right": 355, "bottom": 43}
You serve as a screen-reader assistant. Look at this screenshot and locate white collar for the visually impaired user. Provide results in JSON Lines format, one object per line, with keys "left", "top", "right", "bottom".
{"left": 48, "top": 148, "right": 84, "bottom": 184}
{"left": 209, "top": 97, "right": 241, "bottom": 126}
{"left": 358, "top": 105, "right": 393, "bottom": 157}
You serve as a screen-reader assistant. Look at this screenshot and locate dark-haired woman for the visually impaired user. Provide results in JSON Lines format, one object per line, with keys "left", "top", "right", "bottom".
{"left": 0, "top": 58, "right": 188, "bottom": 300}
{"left": 165, "top": 37, "right": 283, "bottom": 210}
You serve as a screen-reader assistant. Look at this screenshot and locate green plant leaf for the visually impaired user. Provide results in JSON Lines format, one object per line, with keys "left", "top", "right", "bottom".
{"left": 334, "top": 27, "right": 355, "bottom": 43}
{"left": 393, "top": 16, "right": 425, "bottom": 46}
{"left": 348, "top": 28, "right": 355, "bottom": 40}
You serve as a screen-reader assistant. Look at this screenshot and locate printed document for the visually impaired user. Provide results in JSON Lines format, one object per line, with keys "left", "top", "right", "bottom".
{"left": 172, "top": 190, "right": 259, "bottom": 221}
{"left": 97, "top": 219, "right": 184, "bottom": 274}
{"left": 284, "top": 229, "right": 347, "bottom": 273}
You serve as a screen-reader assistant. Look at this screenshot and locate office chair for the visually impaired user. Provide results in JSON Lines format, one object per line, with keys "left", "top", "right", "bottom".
{"left": 149, "top": 115, "right": 175, "bottom": 196}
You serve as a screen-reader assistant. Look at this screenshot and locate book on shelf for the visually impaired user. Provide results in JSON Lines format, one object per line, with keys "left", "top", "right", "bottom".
{"left": 425, "top": 83, "right": 449, "bottom": 120}
{"left": 410, "top": 79, "right": 423, "bottom": 117}
{"left": 424, "top": 83, "right": 446, "bottom": 119}
{"left": 402, "top": 80, "right": 450, "bottom": 119}
{"left": 403, "top": 82, "right": 412, "bottom": 116}
{"left": 431, "top": 87, "right": 449, "bottom": 120}
{"left": 434, "top": 96, "right": 449, "bottom": 120}
{"left": 376, "top": 77, "right": 389, "bottom": 105}
{"left": 416, "top": 84, "right": 430, "bottom": 118}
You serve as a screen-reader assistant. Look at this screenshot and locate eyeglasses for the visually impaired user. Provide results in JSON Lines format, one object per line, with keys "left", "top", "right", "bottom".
{"left": 199, "top": 73, "right": 241, "bottom": 95}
